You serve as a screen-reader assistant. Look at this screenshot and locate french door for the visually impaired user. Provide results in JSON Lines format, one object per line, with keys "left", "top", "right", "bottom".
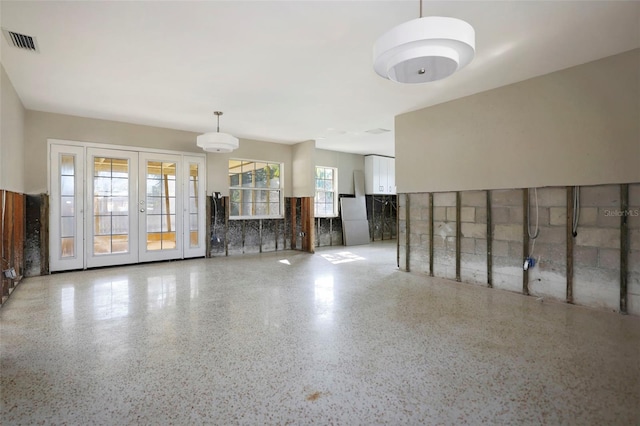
{"left": 49, "top": 143, "right": 206, "bottom": 272}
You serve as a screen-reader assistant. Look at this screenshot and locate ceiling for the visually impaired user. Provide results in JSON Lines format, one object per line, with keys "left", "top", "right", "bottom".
{"left": 1, "top": 1, "right": 639, "bottom": 157}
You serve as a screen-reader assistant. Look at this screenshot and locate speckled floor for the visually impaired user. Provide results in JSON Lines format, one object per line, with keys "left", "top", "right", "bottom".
{"left": 1, "top": 241, "right": 639, "bottom": 425}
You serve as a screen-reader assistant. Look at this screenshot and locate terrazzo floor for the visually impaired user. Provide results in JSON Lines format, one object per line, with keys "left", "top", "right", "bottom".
{"left": 1, "top": 241, "right": 639, "bottom": 425}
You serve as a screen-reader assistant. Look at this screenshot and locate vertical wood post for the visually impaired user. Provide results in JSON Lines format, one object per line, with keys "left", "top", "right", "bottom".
{"left": 486, "top": 190, "right": 493, "bottom": 288}
{"left": 523, "top": 189, "right": 530, "bottom": 296}
{"left": 405, "top": 194, "right": 410, "bottom": 272}
{"left": 620, "top": 184, "right": 629, "bottom": 314}
{"left": 429, "top": 193, "right": 434, "bottom": 277}
{"left": 456, "top": 191, "right": 461, "bottom": 282}
{"left": 566, "top": 186, "right": 574, "bottom": 303}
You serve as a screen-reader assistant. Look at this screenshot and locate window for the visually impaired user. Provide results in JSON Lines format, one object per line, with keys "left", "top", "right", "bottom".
{"left": 229, "top": 160, "right": 282, "bottom": 218}
{"left": 315, "top": 166, "right": 338, "bottom": 217}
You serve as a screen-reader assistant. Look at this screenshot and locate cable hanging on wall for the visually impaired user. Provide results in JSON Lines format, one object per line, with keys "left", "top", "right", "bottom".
{"left": 572, "top": 186, "right": 580, "bottom": 237}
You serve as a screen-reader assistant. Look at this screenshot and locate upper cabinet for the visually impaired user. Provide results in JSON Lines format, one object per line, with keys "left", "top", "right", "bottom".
{"left": 365, "top": 155, "right": 396, "bottom": 195}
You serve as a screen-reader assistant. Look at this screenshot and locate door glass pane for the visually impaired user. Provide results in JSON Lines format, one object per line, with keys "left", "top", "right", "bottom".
{"left": 93, "top": 157, "right": 130, "bottom": 255}
{"left": 146, "top": 161, "right": 177, "bottom": 251}
{"left": 189, "top": 163, "right": 199, "bottom": 248}
{"left": 60, "top": 154, "right": 76, "bottom": 258}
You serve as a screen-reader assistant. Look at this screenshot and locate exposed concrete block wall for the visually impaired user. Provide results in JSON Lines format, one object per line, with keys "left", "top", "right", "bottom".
{"left": 407, "top": 193, "right": 430, "bottom": 275}
{"left": 398, "top": 182, "right": 639, "bottom": 316}
{"left": 460, "top": 191, "right": 487, "bottom": 285}
{"left": 433, "top": 192, "right": 457, "bottom": 280}
{"left": 491, "top": 189, "right": 523, "bottom": 293}
{"left": 397, "top": 194, "right": 408, "bottom": 271}
{"left": 629, "top": 184, "right": 640, "bottom": 315}
{"left": 573, "top": 185, "right": 621, "bottom": 311}
{"left": 527, "top": 187, "right": 567, "bottom": 301}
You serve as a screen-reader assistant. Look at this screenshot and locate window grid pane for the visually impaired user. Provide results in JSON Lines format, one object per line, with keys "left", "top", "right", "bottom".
{"left": 92, "top": 157, "right": 130, "bottom": 255}
{"left": 229, "top": 160, "right": 282, "bottom": 218}
{"left": 315, "top": 166, "right": 336, "bottom": 217}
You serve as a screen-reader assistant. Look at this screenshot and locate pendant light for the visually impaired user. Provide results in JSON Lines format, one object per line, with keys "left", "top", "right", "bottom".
{"left": 196, "top": 111, "right": 239, "bottom": 153}
{"left": 373, "top": 0, "right": 475, "bottom": 84}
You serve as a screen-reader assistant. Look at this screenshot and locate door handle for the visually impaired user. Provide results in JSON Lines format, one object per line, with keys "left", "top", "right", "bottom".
{"left": 140, "top": 208, "right": 145, "bottom": 213}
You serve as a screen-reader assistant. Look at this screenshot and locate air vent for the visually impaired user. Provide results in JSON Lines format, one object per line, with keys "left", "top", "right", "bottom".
{"left": 365, "top": 128, "right": 391, "bottom": 135}
{"left": 2, "top": 29, "right": 38, "bottom": 52}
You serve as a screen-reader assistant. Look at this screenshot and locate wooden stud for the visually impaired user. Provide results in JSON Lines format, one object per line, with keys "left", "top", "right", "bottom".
{"left": 620, "top": 184, "right": 629, "bottom": 314}
{"left": 456, "top": 191, "right": 461, "bottom": 282}
{"left": 291, "top": 198, "right": 297, "bottom": 250}
{"left": 486, "top": 190, "right": 493, "bottom": 288}
{"left": 206, "top": 196, "right": 212, "bottom": 258}
{"left": 429, "top": 193, "right": 434, "bottom": 277}
{"left": 224, "top": 196, "right": 229, "bottom": 257}
{"left": 566, "top": 186, "right": 574, "bottom": 303}
{"left": 40, "top": 194, "right": 49, "bottom": 274}
{"left": 523, "top": 189, "right": 530, "bottom": 296}
{"left": 13, "top": 193, "right": 25, "bottom": 281}
{"left": 405, "top": 193, "right": 410, "bottom": 272}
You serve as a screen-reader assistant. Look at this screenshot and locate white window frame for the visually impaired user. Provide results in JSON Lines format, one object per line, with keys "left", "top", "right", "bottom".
{"left": 229, "top": 159, "right": 284, "bottom": 219}
{"left": 314, "top": 166, "right": 338, "bottom": 218}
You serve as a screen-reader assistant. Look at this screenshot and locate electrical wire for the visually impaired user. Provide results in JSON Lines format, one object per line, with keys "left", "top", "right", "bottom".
{"left": 528, "top": 188, "right": 539, "bottom": 256}
{"left": 572, "top": 186, "right": 580, "bottom": 237}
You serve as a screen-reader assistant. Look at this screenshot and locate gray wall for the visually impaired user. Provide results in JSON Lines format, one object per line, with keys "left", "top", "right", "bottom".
{"left": 1, "top": 64, "right": 25, "bottom": 193}
{"left": 396, "top": 49, "right": 640, "bottom": 193}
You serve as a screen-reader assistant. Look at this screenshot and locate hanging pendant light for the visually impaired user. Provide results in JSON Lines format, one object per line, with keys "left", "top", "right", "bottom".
{"left": 373, "top": 0, "right": 475, "bottom": 84}
{"left": 196, "top": 111, "right": 239, "bottom": 153}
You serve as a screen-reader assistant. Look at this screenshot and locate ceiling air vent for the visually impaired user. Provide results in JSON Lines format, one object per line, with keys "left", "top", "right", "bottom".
{"left": 2, "top": 29, "right": 38, "bottom": 52}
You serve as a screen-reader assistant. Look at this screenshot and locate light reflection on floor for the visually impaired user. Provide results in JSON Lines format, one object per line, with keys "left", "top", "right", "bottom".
{"left": 320, "top": 251, "right": 365, "bottom": 264}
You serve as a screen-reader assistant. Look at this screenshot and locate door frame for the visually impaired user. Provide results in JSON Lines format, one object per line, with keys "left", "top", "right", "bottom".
{"left": 48, "top": 139, "right": 207, "bottom": 271}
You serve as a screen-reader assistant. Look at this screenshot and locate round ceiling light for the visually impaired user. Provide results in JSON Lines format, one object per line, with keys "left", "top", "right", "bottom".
{"left": 373, "top": 16, "right": 475, "bottom": 84}
{"left": 196, "top": 111, "right": 239, "bottom": 153}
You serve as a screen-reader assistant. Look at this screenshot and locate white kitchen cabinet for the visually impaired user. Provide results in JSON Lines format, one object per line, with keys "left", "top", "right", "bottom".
{"left": 365, "top": 155, "right": 396, "bottom": 195}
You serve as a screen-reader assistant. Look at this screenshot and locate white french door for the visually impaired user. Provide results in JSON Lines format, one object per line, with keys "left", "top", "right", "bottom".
{"left": 49, "top": 142, "right": 206, "bottom": 272}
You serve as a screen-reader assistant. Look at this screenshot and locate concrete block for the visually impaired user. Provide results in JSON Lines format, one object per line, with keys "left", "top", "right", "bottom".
{"left": 509, "top": 241, "right": 522, "bottom": 259}
{"left": 631, "top": 229, "right": 640, "bottom": 250}
{"left": 628, "top": 207, "right": 640, "bottom": 229}
{"left": 446, "top": 237, "right": 457, "bottom": 253}
{"left": 460, "top": 207, "right": 475, "bottom": 223}
{"left": 629, "top": 249, "right": 640, "bottom": 273}
{"left": 461, "top": 191, "right": 486, "bottom": 207}
{"left": 575, "top": 227, "right": 620, "bottom": 249}
{"left": 433, "top": 207, "right": 446, "bottom": 221}
{"left": 535, "top": 226, "right": 565, "bottom": 245}
{"left": 598, "top": 248, "right": 620, "bottom": 270}
{"left": 494, "top": 224, "right": 523, "bottom": 242}
{"left": 492, "top": 189, "right": 523, "bottom": 207}
{"left": 597, "top": 207, "right": 624, "bottom": 228}
{"left": 409, "top": 205, "right": 422, "bottom": 220}
{"left": 411, "top": 220, "right": 429, "bottom": 236}
{"left": 574, "top": 246, "right": 598, "bottom": 267}
{"left": 433, "top": 192, "right": 456, "bottom": 207}
{"left": 432, "top": 235, "right": 445, "bottom": 249}
{"left": 461, "top": 237, "right": 475, "bottom": 254}
{"left": 398, "top": 206, "right": 406, "bottom": 219}
{"left": 492, "top": 240, "right": 509, "bottom": 257}
{"left": 461, "top": 223, "right": 485, "bottom": 239}
{"left": 579, "top": 185, "right": 620, "bottom": 207}
{"left": 509, "top": 207, "right": 524, "bottom": 223}
{"left": 421, "top": 207, "right": 431, "bottom": 221}
{"left": 420, "top": 233, "right": 431, "bottom": 247}
{"left": 409, "top": 193, "right": 430, "bottom": 208}
{"left": 536, "top": 187, "right": 566, "bottom": 207}
{"left": 446, "top": 206, "right": 457, "bottom": 221}
{"left": 578, "top": 207, "right": 598, "bottom": 226}
{"left": 476, "top": 208, "right": 487, "bottom": 225}
{"left": 533, "top": 242, "right": 566, "bottom": 266}
{"left": 549, "top": 207, "right": 566, "bottom": 226}
{"left": 573, "top": 267, "right": 619, "bottom": 311}
{"left": 492, "top": 207, "right": 510, "bottom": 224}
{"left": 398, "top": 194, "right": 406, "bottom": 208}
{"left": 434, "top": 221, "right": 455, "bottom": 238}
{"left": 475, "top": 238, "right": 487, "bottom": 255}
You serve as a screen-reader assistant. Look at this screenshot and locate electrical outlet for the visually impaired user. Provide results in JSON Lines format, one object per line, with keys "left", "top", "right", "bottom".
{"left": 3, "top": 268, "right": 17, "bottom": 279}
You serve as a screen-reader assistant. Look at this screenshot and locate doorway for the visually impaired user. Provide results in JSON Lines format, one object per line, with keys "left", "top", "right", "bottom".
{"left": 49, "top": 142, "right": 206, "bottom": 272}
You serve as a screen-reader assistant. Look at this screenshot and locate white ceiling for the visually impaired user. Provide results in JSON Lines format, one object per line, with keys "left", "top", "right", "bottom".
{"left": 1, "top": 1, "right": 639, "bottom": 157}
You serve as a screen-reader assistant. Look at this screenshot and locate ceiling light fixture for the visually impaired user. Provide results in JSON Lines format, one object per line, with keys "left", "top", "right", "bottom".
{"left": 196, "top": 111, "right": 239, "bottom": 153}
{"left": 373, "top": 0, "right": 475, "bottom": 84}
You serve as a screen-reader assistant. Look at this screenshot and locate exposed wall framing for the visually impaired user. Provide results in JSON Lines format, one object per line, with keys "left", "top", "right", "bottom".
{"left": 398, "top": 182, "right": 640, "bottom": 316}
{"left": 1, "top": 191, "right": 26, "bottom": 304}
